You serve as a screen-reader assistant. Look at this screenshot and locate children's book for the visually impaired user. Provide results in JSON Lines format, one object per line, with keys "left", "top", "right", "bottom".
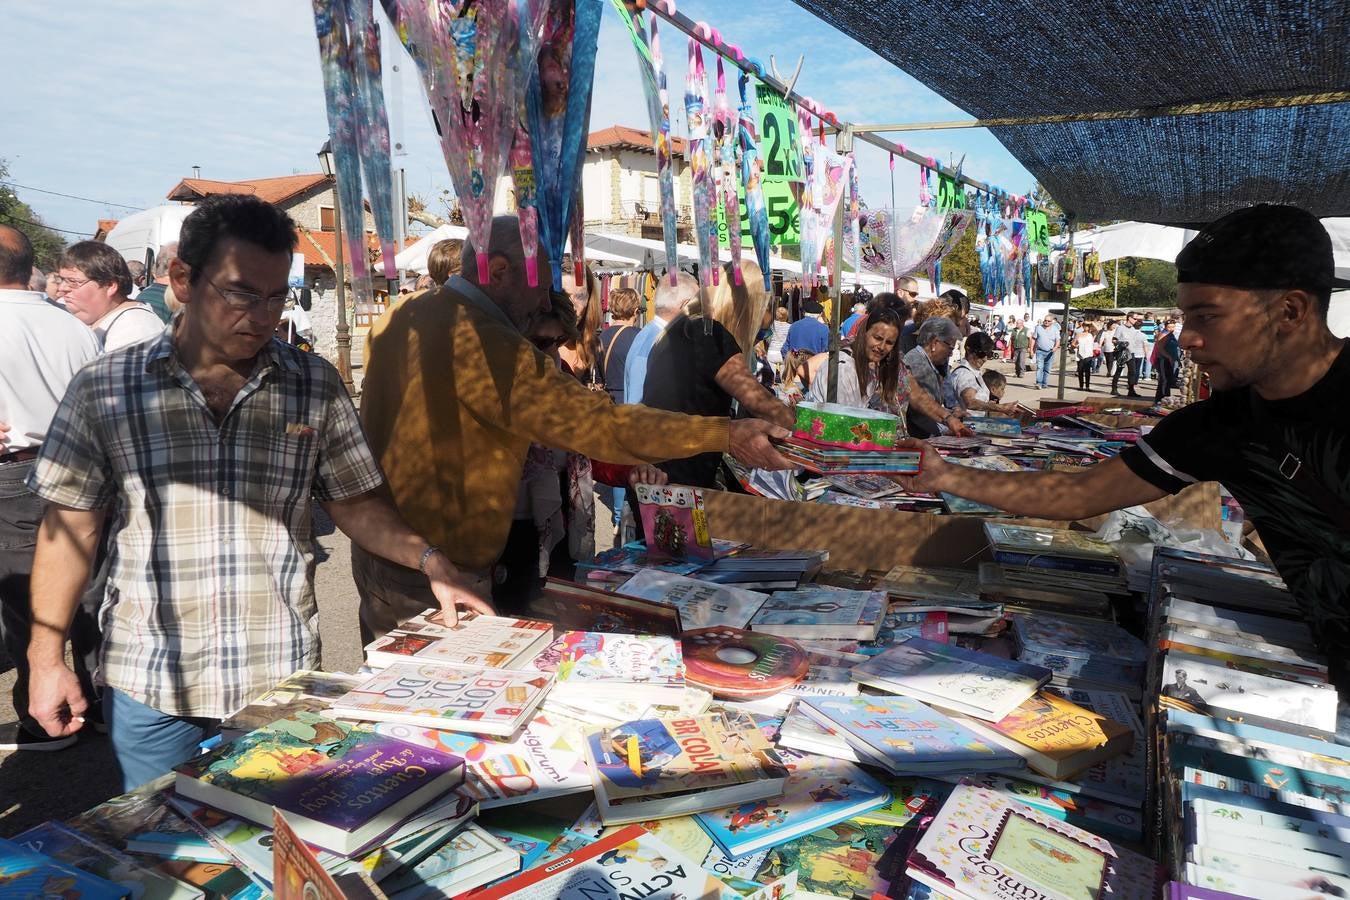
{"left": 374, "top": 710, "right": 592, "bottom": 808}
{"left": 173, "top": 711, "right": 465, "bottom": 856}
{"left": 530, "top": 630, "right": 685, "bottom": 704}
{"left": 471, "top": 823, "right": 751, "bottom": 899}
{"left": 693, "top": 750, "right": 892, "bottom": 858}
{"left": 907, "top": 784, "right": 1161, "bottom": 900}
{"left": 270, "top": 810, "right": 347, "bottom": 900}
{"left": 584, "top": 712, "right": 790, "bottom": 825}
{"left": 15, "top": 821, "right": 203, "bottom": 900}
{"left": 951, "top": 772, "right": 1144, "bottom": 843}
{"left": 753, "top": 818, "right": 913, "bottom": 900}
{"left": 329, "top": 661, "right": 554, "bottom": 737}
{"left": 380, "top": 824, "right": 521, "bottom": 899}
{"left": 634, "top": 483, "right": 717, "bottom": 560}
{"left": 0, "top": 836, "right": 130, "bottom": 899}
{"left": 747, "top": 588, "right": 888, "bottom": 640}
{"left": 616, "top": 570, "right": 768, "bottom": 629}
{"left": 363, "top": 610, "right": 553, "bottom": 671}
{"left": 219, "top": 670, "right": 364, "bottom": 742}
{"left": 952, "top": 690, "right": 1134, "bottom": 780}
{"left": 122, "top": 807, "right": 232, "bottom": 863}
{"left": 852, "top": 637, "right": 1051, "bottom": 722}
{"left": 798, "top": 695, "right": 1025, "bottom": 776}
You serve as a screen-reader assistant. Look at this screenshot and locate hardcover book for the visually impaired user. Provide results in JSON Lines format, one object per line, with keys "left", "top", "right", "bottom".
{"left": 1158, "top": 649, "right": 1338, "bottom": 731}
{"left": 952, "top": 772, "right": 1144, "bottom": 843}
{"left": 15, "top": 821, "right": 202, "bottom": 900}
{"left": 954, "top": 690, "right": 1134, "bottom": 780}
{"left": 363, "top": 610, "right": 553, "bottom": 671}
{"left": 694, "top": 751, "right": 893, "bottom": 857}
{"left": 173, "top": 711, "right": 465, "bottom": 855}
{"left": 542, "top": 576, "right": 683, "bottom": 637}
{"left": 592, "top": 815, "right": 773, "bottom": 887}
{"left": 379, "top": 823, "right": 520, "bottom": 899}
{"left": 906, "top": 784, "right": 1161, "bottom": 900}
{"left": 0, "top": 836, "right": 130, "bottom": 899}
{"left": 616, "top": 570, "right": 768, "bottom": 629}
{"left": 754, "top": 818, "right": 914, "bottom": 900}
{"left": 747, "top": 588, "right": 888, "bottom": 640}
{"left": 530, "top": 631, "right": 685, "bottom": 704}
{"left": 219, "top": 670, "right": 364, "bottom": 742}
{"left": 329, "top": 661, "right": 554, "bottom": 737}
{"left": 852, "top": 637, "right": 1052, "bottom": 722}
{"left": 584, "top": 712, "right": 790, "bottom": 825}
{"left": 271, "top": 810, "right": 346, "bottom": 900}
{"left": 798, "top": 695, "right": 1025, "bottom": 776}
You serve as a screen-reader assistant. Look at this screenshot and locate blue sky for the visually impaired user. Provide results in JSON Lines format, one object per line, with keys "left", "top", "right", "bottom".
{"left": 2, "top": 0, "right": 1034, "bottom": 241}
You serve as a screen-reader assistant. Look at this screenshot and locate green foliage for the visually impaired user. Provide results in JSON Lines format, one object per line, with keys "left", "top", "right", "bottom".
{"left": 0, "top": 159, "right": 67, "bottom": 270}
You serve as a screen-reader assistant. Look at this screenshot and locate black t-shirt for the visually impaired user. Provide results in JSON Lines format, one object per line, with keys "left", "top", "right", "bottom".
{"left": 599, "top": 324, "right": 640, "bottom": 403}
{"left": 641, "top": 314, "right": 742, "bottom": 487}
{"left": 1119, "top": 342, "right": 1350, "bottom": 650}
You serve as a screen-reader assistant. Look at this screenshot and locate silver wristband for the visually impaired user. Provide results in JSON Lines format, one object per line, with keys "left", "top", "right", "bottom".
{"left": 418, "top": 545, "right": 442, "bottom": 575}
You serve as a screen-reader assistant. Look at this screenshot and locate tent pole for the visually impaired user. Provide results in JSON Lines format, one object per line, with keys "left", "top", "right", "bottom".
{"left": 826, "top": 127, "right": 853, "bottom": 403}
{"left": 1056, "top": 215, "right": 1075, "bottom": 401}
{"left": 1114, "top": 257, "right": 1120, "bottom": 307}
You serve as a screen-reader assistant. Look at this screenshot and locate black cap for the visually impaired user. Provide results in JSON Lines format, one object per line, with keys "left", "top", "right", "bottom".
{"left": 802, "top": 299, "right": 825, "bottom": 315}
{"left": 1177, "top": 204, "right": 1349, "bottom": 293}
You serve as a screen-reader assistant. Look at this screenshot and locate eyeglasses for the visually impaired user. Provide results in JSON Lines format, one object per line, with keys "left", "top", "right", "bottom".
{"left": 54, "top": 275, "right": 91, "bottom": 290}
{"left": 203, "top": 275, "right": 289, "bottom": 313}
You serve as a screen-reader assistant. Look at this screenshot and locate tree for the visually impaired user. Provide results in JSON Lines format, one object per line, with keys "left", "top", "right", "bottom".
{"left": 0, "top": 159, "right": 66, "bottom": 270}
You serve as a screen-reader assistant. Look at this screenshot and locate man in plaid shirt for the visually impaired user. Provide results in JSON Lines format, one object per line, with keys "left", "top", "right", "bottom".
{"left": 25, "top": 194, "right": 492, "bottom": 789}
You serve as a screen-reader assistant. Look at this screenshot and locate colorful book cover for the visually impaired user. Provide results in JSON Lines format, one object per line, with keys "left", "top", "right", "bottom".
{"left": 1050, "top": 689, "right": 1147, "bottom": 808}
{"left": 1181, "top": 781, "right": 1350, "bottom": 837}
{"left": 950, "top": 772, "right": 1144, "bottom": 843}
{"left": 15, "top": 821, "right": 202, "bottom": 900}
{"left": 748, "top": 588, "right": 888, "bottom": 640}
{"left": 219, "top": 670, "right": 364, "bottom": 741}
{"left": 471, "top": 824, "right": 754, "bottom": 900}
{"left": 754, "top": 818, "right": 912, "bottom": 899}
{"left": 694, "top": 750, "right": 892, "bottom": 857}
{"left": 1170, "top": 741, "right": 1350, "bottom": 811}
{"left": 531, "top": 631, "right": 685, "bottom": 695}
{"left": 974, "top": 690, "right": 1133, "bottom": 779}
{"left": 634, "top": 483, "right": 718, "bottom": 560}
{"left": 617, "top": 570, "right": 768, "bottom": 629}
{"left": 1182, "top": 765, "right": 1348, "bottom": 815}
{"left": 173, "top": 711, "right": 465, "bottom": 853}
{"left": 799, "top": 695, "right": 1024, "bottom": 775}
{"left": 585, "top": 713, "right": 790, "bottom": 823}
{"left": 123, "top": 809, "right": 230, "bottom": 863}
{"left": 1164, "top": 708, "right": 1350, "bottom": 767}
{"left": 543, "top": 576, "right": 683, "bottom": 637}
{"left": 271, "top": 810, "right": 346, "bottom": 900}
{"left": 852, "top": 637, "right": 1051, "bottom": 722}
{"left": 855, "top": 776, "right": 955, "bottom": 827}
{"left": 380, "top": 824, "right": 520, "bottom": 899}
{"left": 907, "top": 784, "right": 1161, "bottom": 900}
{"left": 364, "top": 611, "right": 552, "bottom": 670}
{"left": 0, "top": 836, "right": 130, "bottom": 899}
{"left": 330, "top": 662, "right": 554, "bottom": 737}
{"left": 1166, "top": 880, "right": 1268, "bottom": 900}
{"left": 1159, "top": 650, "right": 1337, "bottom": 732}
{"left": 594, "top": 815, "right": 771, "bottom": 886}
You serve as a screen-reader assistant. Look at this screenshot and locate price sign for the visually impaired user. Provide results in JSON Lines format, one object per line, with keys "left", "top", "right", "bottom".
{"left": 754, "top": 82, "right": 803, "bottom": 183}
{"left": 1025, "top": 209, "right": 1050, "bottom": 254}
{"left": 715, "top": 178, "right": 800, "bottom": 247}
{"left": 937, "top": 173, "right": 966, "bottom": 210}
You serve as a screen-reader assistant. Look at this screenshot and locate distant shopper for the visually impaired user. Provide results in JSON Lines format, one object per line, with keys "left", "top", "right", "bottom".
{"left": 783, "top": 297, "right": 830, "bottom": 356}
{"left": 55, "top": 242, "right": 162, "bottom": 352}
{"left": 427, "top": 238, "right": 464, "bottom": 287}
{"left": 135, "top": 242, "right": 178, "bottom": 323}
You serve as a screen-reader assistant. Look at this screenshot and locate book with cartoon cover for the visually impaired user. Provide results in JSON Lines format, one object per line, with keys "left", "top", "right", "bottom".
{"left": 953, "top": 690, "right": 1133, "bottom": 780}
{"left": 754, "top": 818, "right": 912, "bottom": 900}
{"left": 634, "top": 483, "right": 717, "bottom": 560}
{"left": 0, "top": 836, "right": 130, "bottom": 900}
{"left": 14, "top": 821, "right": 202, "bottom": 900}
{"left": 531, "top": 631, "right": 686, "bottom": 705}
{"left": 584, "top": 713, "right": 790, "bottom": 824}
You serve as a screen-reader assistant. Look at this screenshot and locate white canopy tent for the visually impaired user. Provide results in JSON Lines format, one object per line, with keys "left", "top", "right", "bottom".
{"left": 391, "top": 224, "right": 470, "bottom": 274}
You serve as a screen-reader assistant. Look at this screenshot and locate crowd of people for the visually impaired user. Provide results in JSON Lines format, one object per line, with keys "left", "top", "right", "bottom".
{"left": 1, "top": 197, "right": 1345, "bottom": 802}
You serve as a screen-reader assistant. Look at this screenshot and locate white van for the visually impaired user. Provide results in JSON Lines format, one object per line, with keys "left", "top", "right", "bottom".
{"left": 104, "top": 204, "right": 195, "bottom": 274}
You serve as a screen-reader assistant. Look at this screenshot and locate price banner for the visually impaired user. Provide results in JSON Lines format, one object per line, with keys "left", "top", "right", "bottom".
{"left": 1025, "top": 209, "right": 1050, "bottom": 254}
{"left": 715, "top": 81, "right": 803, "bottom": 246}
{"left": 716, "top": 178, "right": 800, "bottom": 247}
{"left": 937, "top": 173, "right": 966, "bottom": 210}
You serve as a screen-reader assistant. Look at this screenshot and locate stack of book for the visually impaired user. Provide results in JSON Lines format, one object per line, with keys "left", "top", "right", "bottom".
{"left": 1010, "top": 611, "right": 1147, "bottom": 697}
{"left": 1146, "top": 547, "right": 1348, "bottom": 899}
{"left": 984, "top": 521, "right": 1128, "bottom": 595}
{"left": 773, "top": 434, "right": 923, "bottom": 475}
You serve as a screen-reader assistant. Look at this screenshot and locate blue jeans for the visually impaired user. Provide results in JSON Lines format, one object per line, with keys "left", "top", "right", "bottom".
{"left": 1034, "top": 349, "right": 1054, "bottom": 386}
{"left": 1138, "top": 354, "right": 1152, "bottom": 379}
{"left": 105, "top": 687, "right": 219, "bottom": 791}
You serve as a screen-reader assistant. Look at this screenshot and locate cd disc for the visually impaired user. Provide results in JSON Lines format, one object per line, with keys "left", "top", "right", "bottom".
{"left": 681, "top": 627, "right": 810, "bottom": 699}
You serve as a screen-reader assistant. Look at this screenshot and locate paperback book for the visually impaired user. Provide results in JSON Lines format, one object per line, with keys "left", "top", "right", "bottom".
{"left": 952, "top": 690, "right": 1134, "bottom": 780}
{"left": 753, "top": 818, "right": 915, "bottom": 900}
{"left": 747, "top": 588, "right": 888, "bottom": 640}
{"left": 0, "top": 836, "right": 130, "bottom": 899}
{"left": 584, "top": 712, "right": 791, "bottom": 825}
{"left": 851, "top": 637, "right": 1052, "bottom": 722}
{"left": 616, "top": 570, "right": 768, "bottom": 629}
{"left": 173, "top": 711, "right": 465, "bottom": 855}
{"left": 14, "top": 821, "right": 202, "bottom": 900}
{"left": 329, "top": 661, "right": 554, "bottom": 737}
{"left": 633, "top": 483, "right": 717, "bottom": 560}
{"left": 797, "top": 694, "right": 1025, "bottom": 775}
{"left": 542, "top": 576, "right": 683, "bottom": 637}
{"left": 363, "top": 610, "right": 553, "bottom": 671}
{"left": 530, "top": 630, "right": 685, "bottom": 704}
{"left": 1158, "top": 649, "right": 1338, "bottom": 731}
{"left": 951, "top": 772, "right": 1145, "bottom": 843}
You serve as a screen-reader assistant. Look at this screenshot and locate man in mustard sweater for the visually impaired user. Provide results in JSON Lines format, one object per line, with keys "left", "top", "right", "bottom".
{"left": 357, "top": 217, "right": 792, "bottom": 641}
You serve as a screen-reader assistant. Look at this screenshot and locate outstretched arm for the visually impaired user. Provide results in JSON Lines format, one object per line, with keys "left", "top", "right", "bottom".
{"left": 894, "top": 440, "right": 1168, "bottom": 520}
{"left": 716, "top": 355, "right": 795, "bottom": 428}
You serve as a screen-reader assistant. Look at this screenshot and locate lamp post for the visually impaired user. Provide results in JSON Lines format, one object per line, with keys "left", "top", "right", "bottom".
{"left": 317, "top": 140, "right": 353, "bottom": 394}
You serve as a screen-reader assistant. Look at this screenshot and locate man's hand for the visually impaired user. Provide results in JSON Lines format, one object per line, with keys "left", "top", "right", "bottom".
{"left": 28, "top": 662, "right": 88, "bottom": 739}
{"left": 891, "top": 438, "right": 952, "bottom": 495}
{"left": 422, "top": 551, "right": 495, "bottom": 626}
{"left": 728, "top": 418, "right": 794, "bottom": 470}
{"left": 628, "top": 463, "right": 668, "bottom": 487}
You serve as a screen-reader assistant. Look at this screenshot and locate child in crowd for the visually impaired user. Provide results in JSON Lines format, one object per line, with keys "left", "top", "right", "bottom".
{"left": 983, "top": 369, "right": 1007, "bottom": 404}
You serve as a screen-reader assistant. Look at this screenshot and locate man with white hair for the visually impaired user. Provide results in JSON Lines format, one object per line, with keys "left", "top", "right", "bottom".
{"left": 625, "top": 271, "right": 697, "bottom": 406}
{"left": 136, "top": 242, "right": 178, "bottom": 323}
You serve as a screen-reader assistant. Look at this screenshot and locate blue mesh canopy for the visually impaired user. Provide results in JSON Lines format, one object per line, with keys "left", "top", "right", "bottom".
{"left": 791, "top": 0, "right": 1350, "bottom": 223}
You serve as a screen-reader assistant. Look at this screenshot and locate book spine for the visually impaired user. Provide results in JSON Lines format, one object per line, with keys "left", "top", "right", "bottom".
{"left": 994, "top": 551, "right": 1122, "bottom": 576}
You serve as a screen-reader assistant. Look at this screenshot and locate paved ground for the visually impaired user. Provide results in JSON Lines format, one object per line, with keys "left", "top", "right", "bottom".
{"left": 0, "top": 356, "right": 1154, "bottom": 837}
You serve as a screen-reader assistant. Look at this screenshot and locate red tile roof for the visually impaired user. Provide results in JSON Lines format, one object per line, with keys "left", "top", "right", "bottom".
{"left": 294, "top": 228, "right": 380, "bottom": 270}
{"left": 588, "top": 125, "right": 687, "bottom": 159}
{"left": 166, "top": 174, "right": 330, "bottom": 206}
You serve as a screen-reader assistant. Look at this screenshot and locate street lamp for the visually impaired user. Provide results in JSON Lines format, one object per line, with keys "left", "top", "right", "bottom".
{"left": 317, "top": 139, "right": 353, "bottom": 394}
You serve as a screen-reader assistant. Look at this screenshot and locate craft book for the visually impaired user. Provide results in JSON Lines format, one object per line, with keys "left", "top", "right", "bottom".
{"left": 530, "top": 630, "right": 686, "bottom": 703}
{"left": 584, "top": 712, "right": 790, "bottom": 824}
{"left": 363, "top": 610, "right": 553, "bottom": 671}
{"left": 906, "top": 783, "right": 1161, "bottom": 900}
{"left": 798, "top": 695, "right": 1025, "bottom": 776}
{"left": 747, "top": 588, "right": 888, "bottom": 640}
{"left": 634, "top": 482, "right": 717, "bottom": 560}
{"left": 694, "top": 751, "right": 892, "bottom": 858}
{"left": 852, "top": 637, "right": 1052, "bottom": 722}
{"left": 173, "top": 710, "right": 465, "bottom": 855}
{"left": 953, "top": 690, "right": 1133, "bottom": 781}
{"left": 374, "top": 710, "right": 592, "bottom": 808}
{"left": 617, "top": 570, "right": 768, "bottom": 629}
{"left": 0, "top": 836, "right": 131, "bottom": 899}
{"left": 329, "top": 661, "right": 554, "bottom": 737}
{"left": 470, "top": 823, "right": 747, "bottom": 900}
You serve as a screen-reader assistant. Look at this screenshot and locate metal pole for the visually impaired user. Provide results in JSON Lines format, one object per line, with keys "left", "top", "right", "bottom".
{"left": 1113, "top": 256, "right": 1120, "bottom": 307}
{"left": 331, "top": 179, "right": 354, "bottom": 394}
{"left": 395, "top": 167, "right": 408, "bottom": 252}
{"left": 1055, "top": 216, "right": 1074, "bottom": 401}
{"left": 826, "top": 127, "right": 853, "bottom": 403}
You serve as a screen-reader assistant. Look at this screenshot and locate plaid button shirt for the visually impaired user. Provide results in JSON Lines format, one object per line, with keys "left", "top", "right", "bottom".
{"left": 28, "top": 328, "right": 384, "bottom": 718}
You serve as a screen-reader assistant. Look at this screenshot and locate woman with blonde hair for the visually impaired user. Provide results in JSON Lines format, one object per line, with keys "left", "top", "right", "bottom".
{"left": 557, "top": 255, "right": 603, "bottom": 387}
{"left": 640, "top": 259, "right": 793, "bottom": 489}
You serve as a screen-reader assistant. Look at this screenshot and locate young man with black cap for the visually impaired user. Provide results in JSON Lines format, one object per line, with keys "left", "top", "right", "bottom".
{"left": 899, "top": 205, "right": 1350, "bottom": 668}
